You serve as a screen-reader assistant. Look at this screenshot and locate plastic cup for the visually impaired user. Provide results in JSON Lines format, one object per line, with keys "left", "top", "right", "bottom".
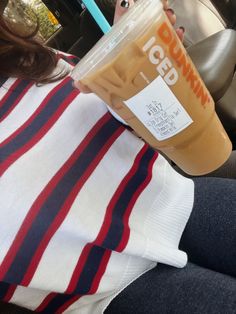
{"left": 71, "top": 0, "right": 232, "bottom": 175}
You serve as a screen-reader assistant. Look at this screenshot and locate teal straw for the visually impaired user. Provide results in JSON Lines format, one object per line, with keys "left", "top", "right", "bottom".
{"left": 82, "top": 0, "right": 111, "bottom": 34}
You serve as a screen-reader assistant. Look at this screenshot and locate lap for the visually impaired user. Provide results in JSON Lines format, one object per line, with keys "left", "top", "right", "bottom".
{"left": 107, "top": 177, "right": 236, "bottom": 313}
{"left": 180, "top": 176, "right": 236, "bottom": 276}
{"left": 105, "top": 262, "right": 236, "bottom": 314}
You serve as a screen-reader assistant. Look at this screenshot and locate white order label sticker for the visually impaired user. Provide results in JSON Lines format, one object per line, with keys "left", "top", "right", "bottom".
{"left": 124, "top": 75, "right": 193, "bottom": 141}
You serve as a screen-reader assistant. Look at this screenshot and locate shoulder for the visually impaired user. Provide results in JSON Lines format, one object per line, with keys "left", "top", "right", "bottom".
{"left": 0, "top": 74, "right": 109, "bottom": 135}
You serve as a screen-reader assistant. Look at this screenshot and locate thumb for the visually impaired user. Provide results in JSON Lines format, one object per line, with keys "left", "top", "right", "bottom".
{"left": 73, "top": 81, "right": 91, "bottom": 93}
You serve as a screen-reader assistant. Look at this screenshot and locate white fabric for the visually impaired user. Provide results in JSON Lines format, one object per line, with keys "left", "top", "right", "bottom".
{"left": 0, "top": 58, "right": 194, "bottom": 313}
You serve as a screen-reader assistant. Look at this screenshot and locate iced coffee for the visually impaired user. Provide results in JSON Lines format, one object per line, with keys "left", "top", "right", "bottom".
{"left": 71, "top": 0, "right": 232, "bottom": 175}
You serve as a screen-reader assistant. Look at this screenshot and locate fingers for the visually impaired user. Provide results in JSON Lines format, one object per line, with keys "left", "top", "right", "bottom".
{"left": 76, "top": 0, "right": 186, "bottom": 94}
{"left": 165, "top": 8, "right": 176, "bottom": 26}
{"left": 175, "top": 26, "right": 185, "bottom": 42}
{"left": 114, "top": 0, "right": 175, "bottom": 26}
{"left": 73, "top": 81, "right": 91, "bottom": 93}
{"left": 114, "top": 0, "right": 185, "bottom": 42}
{"left": 162, "top": 0, "right": 169, "bottom": 10}
{"left": 114, "top": 0, "right": 135, "bottom": 24}
{"left": 164, "top": 6, "right": 185, "bottom": 42}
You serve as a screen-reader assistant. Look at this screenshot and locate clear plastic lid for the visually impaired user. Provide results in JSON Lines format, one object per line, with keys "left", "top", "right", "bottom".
{"left": 71, "top": 0, "right": 163, "bottom": 81}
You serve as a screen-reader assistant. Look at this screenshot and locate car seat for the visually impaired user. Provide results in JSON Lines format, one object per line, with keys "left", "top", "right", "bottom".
{"left": 187, "top": 29, "right": 236, "bottom": 134}
{"left": 168, "top": 0, "right": 236, "bottom": 46}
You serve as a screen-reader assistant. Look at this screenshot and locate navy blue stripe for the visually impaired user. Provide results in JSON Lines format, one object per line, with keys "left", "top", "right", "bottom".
{"left": 3, "top": 117, "right": 122, "bottom": 284}
{"left": 0, "top": 282, "right": 11, "bottom": 300}
{"left": 0, "top": 76, "right": 8, "bottom": 88}
{"left": 72, "top": 147, "right": 155, "bottom": 295}
{"left": 39, "top": 294, "right": 76, "bottom": 314}
{"left": 71, "top": 56, "right": 80, "bottom": 65}
{"left": 39, "top": 247, "right": 107, "bottom": 312}
{"left": 0, "top": 80, "right": 32, "bottom": 120}
{"left": 0, "top": 79, "right": 73, "bottom": 161}
{"left": 103, "top": 147, "right": 155, "bottom": 249}
{"left": 74, "top": 246, "right": 106, "bottom": 295}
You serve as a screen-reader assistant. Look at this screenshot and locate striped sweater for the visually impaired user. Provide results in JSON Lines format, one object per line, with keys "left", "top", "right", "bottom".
{"left": 0, "top": 55, "right": 194, "bottom": 313}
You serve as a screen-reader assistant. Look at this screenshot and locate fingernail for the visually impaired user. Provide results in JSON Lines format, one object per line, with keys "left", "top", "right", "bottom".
{"left": 179, "top": 26, "right": 185, "bottom": 32}
{"left": 166, "top": 8, "right": 175, "bottom": 14}
{"left": 120, "top": 0, "right": 130, "bottom": 8}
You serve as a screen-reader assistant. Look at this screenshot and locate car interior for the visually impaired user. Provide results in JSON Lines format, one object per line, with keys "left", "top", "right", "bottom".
{"left": 0, "top": 0, "right": 236, "bottom": 313}
{"left": 169, "top": 0, "right": 236, "bottom": 146}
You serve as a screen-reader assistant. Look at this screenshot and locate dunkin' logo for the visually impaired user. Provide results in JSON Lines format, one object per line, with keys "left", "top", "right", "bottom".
{"left": 142, "top": 22, "right": 211, "bottom": 107}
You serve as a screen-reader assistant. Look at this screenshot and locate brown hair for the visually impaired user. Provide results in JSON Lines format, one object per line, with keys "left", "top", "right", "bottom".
{"left": 0, "top": 15, "right": 63, "bottom": 84}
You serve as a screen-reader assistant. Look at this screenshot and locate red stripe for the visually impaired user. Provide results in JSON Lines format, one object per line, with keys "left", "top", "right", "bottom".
{"left": 21, "top": 126, "right": 124, "bottom": 286}
{"left": 116, "top": 152, "right": 158, "bottom": 252}
{"left": 96, "top": 144, "right": 150, "bottom": 246}
{"left": 0, "top": 77, "right": 70, "bottom": 148}
{"left": 0, "top": 113, "right": 110, "bottom": 278}
{"left": 65, "top": 144, "right": 149, "bottom": 293}
{"left": 36, "top": 143, "right": 156, "bottom": 313}
{"left": 56, "top": 250, "right": 112, "bottom": 314}
{"left": 88, "top": 250, "right": 112, "bottom": 294}
{"left": 3, "top": 285, "right": 17, "bottom": 302}
{"left": 37, "top": 146, "right": 157, "bottom": 313}
{"left": 0, "top": 113, "right": 119, "bottom": 281}
{"left": 66, "top": 243, "right": 93, "bottom": 294}
{"left": 0, "top": 81, "right": 34, "bottom": 122}
{"left": 80, "top": 151, "right": 157, "bottom": 305}
{"left": 58, "top": 53, "right": 78, "bottom": 60}
{"left": 55, "top": 295, "right": 80, "bottom": 314}
{"left": 0, "top": 84, "right": 79, "bottom": 176}
{"left": 37, "top": 246, "right": 94, "bottom": 312}
{"left": 0, "top": 79, "right": 21, "bottom": 109}
{"left": 35, "top": 292, "right": 57, "bottom": 312}
{"left": 57, "top": 53, "right": 76, "bottom": 66}
{"left": 66, "top": 55, "right": 77, "bottom": 59}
